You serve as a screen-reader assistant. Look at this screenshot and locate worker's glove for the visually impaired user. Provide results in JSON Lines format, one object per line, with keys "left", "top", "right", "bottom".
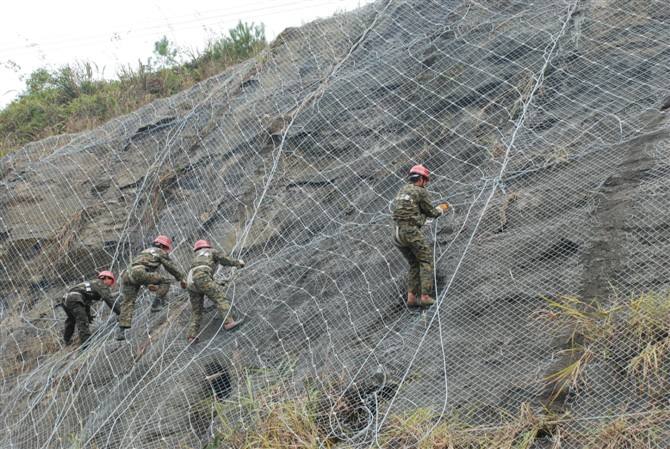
{"left": 436, "top": 203, "right": 450, "bottom": 214}
{"left": 237, "top": 259, "right": 246, "bottom": 268}
{"left": 147, "top": 284, "right": 159, "bottom": 292}
{"left": 180, "top": 280, "right": 187, "bottom": 289}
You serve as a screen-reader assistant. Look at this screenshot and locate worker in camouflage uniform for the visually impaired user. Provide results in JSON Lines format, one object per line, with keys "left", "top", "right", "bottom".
{"left": 62, "top": 270, "right": 119, "bottom": 348}
{"left": 116, "top": 235, "right": 186, "bottom": 340}
{"left": 392, "top": 164, "right": 449, "bottom": 307}
{"left": 185, "top": 239, "right": 246, "bottom": 344}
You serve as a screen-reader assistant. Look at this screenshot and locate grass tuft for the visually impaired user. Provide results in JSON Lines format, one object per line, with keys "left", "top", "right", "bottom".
{"left": 377, "top": 403, "right": 554, "bottom": 449}
{"left": 576, "top": 411, "right": 670, "bottom": 449}
{"left": 542, "top": 291, "right": 670, "bottom": 400}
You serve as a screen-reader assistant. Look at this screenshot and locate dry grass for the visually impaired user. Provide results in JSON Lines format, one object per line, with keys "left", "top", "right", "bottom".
{"left": 541, "top": 295, "right": 616, "bottom": 339}
{"left": 210, "top": 385, "right": 329, "bottom": 449}
{"left": 207, "top": 368, "right": 332, "bottom": 449}
{"left": 377, "top": 403, "right": 554, "bottom": 449}
{"left": 572, "top": 411, "right": 670, "bottom": 449}
{"left": 541, "top": 292, "right": 670, "bottom": 398}
{"left": 204, "top": 378, "right": 670, "bottom": 449}
{"left": 203, "top": 291, "right": 670, "bottom": 448}
{"left": 376, "top": 406, "right": 670, "bottom": 449}
{"left": 627, "top": 339, "right": 670, "bottom": 390}
{"left": 544, "top": 346, "right": 595, "bottom": 402}
{"left": 539, "top": 295, "right": 615, "bottom": 400}
{"left": 623, "top": 292, "right": 670, "bottom": 393}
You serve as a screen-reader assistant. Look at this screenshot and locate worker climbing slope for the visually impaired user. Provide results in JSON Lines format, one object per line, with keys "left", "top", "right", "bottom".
{"left": 185, "top": 239, "right": 246, "bottom": 344}
{"left": 61, "top": 270, "right": 120, "bottom": 348}
{"left": 116, "top": 235, "right": 186, "bottom": 340}
{"left": 392, "top": 164, "right": 449, "bottom": 307}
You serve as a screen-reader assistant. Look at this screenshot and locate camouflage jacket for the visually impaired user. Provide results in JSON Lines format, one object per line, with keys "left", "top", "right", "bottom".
{"left": 69, "top": 279, "right": 120, "bottom": 314}
{"left": 131, "top": 246, "right": 185, "bottom": 281}
{"left": 189, "top": 248, "right": 242, "bottom": 273}
{"left": 392, "top": 183, "right": 441, "bottom": 227}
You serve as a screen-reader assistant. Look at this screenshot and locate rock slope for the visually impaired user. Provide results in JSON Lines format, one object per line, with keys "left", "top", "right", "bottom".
{"left": 2, "top": 0, "right": 670, "bottom": 447}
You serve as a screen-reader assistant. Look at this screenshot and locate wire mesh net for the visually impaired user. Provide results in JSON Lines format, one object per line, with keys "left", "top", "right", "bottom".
{"left": 2, "top": 0, "right": 670, "bottom": 447}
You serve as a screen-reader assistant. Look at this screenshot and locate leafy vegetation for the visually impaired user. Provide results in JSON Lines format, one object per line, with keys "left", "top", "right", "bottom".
{"left": 0, "top": 21, "right": 266, "bottom": 156}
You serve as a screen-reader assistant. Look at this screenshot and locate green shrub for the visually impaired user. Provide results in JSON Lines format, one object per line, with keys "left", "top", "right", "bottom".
{"left": 65, "top": 92, "right": 117, "bottom": 131}
{"left": 202, "top": 21, "right": 266, "bottom": 65}
{"left": 0, "top": 89, "right": 65, "bottom": 147}
{"left": 0, "top": 21, "right": 267, "bottom": 155}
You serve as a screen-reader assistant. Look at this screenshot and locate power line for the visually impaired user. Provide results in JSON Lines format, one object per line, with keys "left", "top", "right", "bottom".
{"left": 0, "top": 0, "right": 370, "bottom": 57}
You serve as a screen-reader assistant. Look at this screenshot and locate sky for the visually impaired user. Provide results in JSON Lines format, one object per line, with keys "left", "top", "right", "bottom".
{"left": 0, "top": 0, "right": 372, "bottom": 107}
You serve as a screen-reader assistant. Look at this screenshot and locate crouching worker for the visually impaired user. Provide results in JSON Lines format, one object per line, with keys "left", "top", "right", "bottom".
{"left": 116, "top": 235, "right": 186, "bottom": 341}
{"left": 62, "top": 270, "right": 119, "bottom": 348}
{"left": 186, "top": 239, "right": 246, "bottom": 344}
{"left": 392, "top": 164, "right": 449, "bottom": 307}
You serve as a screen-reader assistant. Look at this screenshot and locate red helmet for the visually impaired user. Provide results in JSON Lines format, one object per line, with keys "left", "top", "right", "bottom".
{"left": 193, "top": 239, "right": 211, "bottom": 251}
{"left": 153, "top": 235, "right": 173, "bottom": 252}
{"left": 409, "top": 164, "right": 430, "bottom": 180}
{"left": 97, "top": 270, "right": 116, "bottom": 285}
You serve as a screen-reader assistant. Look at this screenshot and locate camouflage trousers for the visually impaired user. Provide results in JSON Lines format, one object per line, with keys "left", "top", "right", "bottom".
{"left": 63, "top": 292, "right": 93, "bottom": 345}
{"left": 393, "top": 223, "right": 434, "bottom": 297}
{"left": 187, "top": 269, "right": 234, "bottom": 337}
{"left": 119, "top": 267, "right": 170, "bottom": 328}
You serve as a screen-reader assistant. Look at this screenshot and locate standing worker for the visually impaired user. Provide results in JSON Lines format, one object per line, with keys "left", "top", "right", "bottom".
{"left": 392, "top": 165, "right": 449, "bottom": 307}
{"left": 116, "top": 235, "right": 186, "bottom": 341}
{"left": 185, "top": 239, "right": 246, "bottom": 344}
{"left": 62, "top": 271, "right": 119, "bottom": 348}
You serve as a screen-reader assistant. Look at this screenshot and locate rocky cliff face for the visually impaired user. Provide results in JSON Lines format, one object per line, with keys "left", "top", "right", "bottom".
{"left": 2, "top": 0, "right": 670, "bottom": 448}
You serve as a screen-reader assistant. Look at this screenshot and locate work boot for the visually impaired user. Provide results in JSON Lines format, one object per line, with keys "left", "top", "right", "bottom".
{"left": 150, "top": 297, "right": 165, "bottom": 312}
{"left": 419, "top": 295, "right": 435, "bottom": 307}
{"left": 223, "top": 318, "right": 244, "bottom": 331}
{"left": 115, "top": 327, "right": 127, "bottom": 341}
{"left": 187, "top": 335, "right": 200, "bottom": 345}
{"left": 407, "top": 292, "right": 417, "bottom": 307}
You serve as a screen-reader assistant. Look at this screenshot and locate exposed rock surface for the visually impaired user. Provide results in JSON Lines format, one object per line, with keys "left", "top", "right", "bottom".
{"left": 2, "top": 0, "right": 670, "bottom": 447}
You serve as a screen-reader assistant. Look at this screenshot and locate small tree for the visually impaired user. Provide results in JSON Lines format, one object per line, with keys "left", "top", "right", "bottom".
{"left": 202, "top": 21, "right": 266, "bottom": 65}
{"left": 153, "top": 35, "right": 179, "bottom": 68}
{"left": 227, "top": 21, "right": 266, "bottom": 60}
{"left": 24, "top": 68, "right": 54, "bottom": 96}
